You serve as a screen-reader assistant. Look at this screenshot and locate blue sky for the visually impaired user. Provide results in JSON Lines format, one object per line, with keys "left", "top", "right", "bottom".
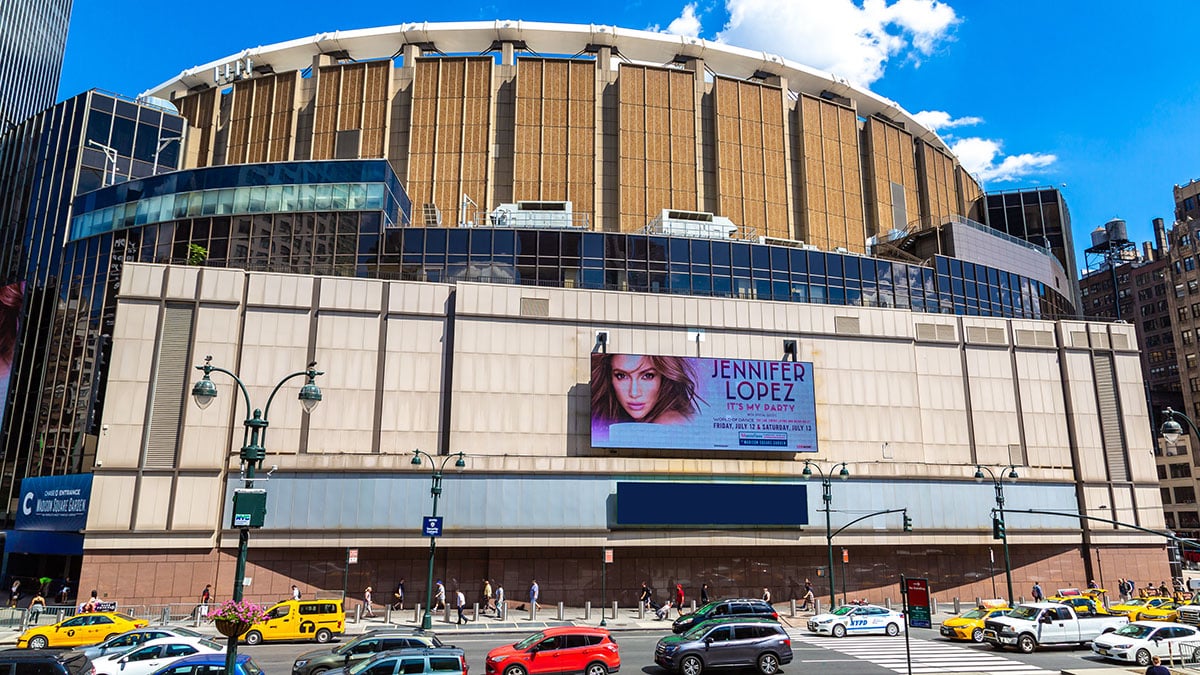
{"left": 58, "top": 0, "right": 1200, "bottom": 271}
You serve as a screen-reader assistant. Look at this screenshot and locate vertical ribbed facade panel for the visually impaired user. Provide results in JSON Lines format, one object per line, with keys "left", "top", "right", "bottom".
{"left": 916, "top": 140, "right": 960, "bottom": 226}
{"left": 862, "top": 117, "right": 919, "bottom": 237}
{"left": 618, "top": 65, "right": 697, "bottom": 232}
{"left": 796, "top": 94, "right": 865, "bottom": 252}
{"left": 514, "top": 59, "right": 596, "bottom": 216}
{"left": 713, "top": 77, "right": 788, "bottom": 240}
{"left": 0, "top": 0, "right": 72, "bottom": 127}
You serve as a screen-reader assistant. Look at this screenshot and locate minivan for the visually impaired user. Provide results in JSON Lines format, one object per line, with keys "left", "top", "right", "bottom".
{"left": 240, "top": 599, "right": 345, "bottom": 644}
{"left": 672, "top": 599, "right": 778, "bottom": 634}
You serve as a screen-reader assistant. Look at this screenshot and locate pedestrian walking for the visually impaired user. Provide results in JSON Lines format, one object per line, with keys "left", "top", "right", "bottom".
{"left": 800, "top": 586, "right": 815, "bottom": 611}
{"left": 496, "top": 583, "right": 506, "bottom": 617}
{"left": 9, "top": 579, "right": 19, "bottom": 608}
{"left": 639, "top": 582, "right": 653, "bottom": 610}
{"left": 435, "top": 580, "right": 446, "bottom": 610}
{"left": 1031, "top": 582, "right": 1044, "bottom": 602}
{"left": 675, "top": 584, "right": 685, "bottom": 616}
{"left": 363, "top": 586, "right": 374, "bottom": 617}
{"left": 762, "top": 587, "right": 771, "bottom": 603}
{"left": 292, "top": 585, "right": 301, "bottom": 600}
{"left": 393, "top": 579, "right": 405, "bottom": 610}
{"left": 700, "top": 583, "right": 710, "bottom": 605}
{"left": 483, "top": 579, "right": 494, "bottom": 615}
{"left": 57, "top": 581, "right": 70, "bottom": 605}
{"left": 29, "top": 593, "right": 45, "bottom": 624}
{"left": 530, "top": 579, "right": 541, "bottom": 610}
{"left": 456, "top": 589, "right": 470, "bottom": 624}
{"left": 200, "top": 584, "right": 212, "bottom": 615}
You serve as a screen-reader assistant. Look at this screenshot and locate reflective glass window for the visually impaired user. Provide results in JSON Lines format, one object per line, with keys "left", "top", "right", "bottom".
{"left": 187, "top": 192, "right": 204, "bottom": 217}
{"left": 248, "top": 187, "right": 267, "bottom": 213}
{"left": 315, "top": 185, "right": 333, "bottom": 210}
{"left": 581, "top": 233, "right": 603, "bottom": 259}
{"left": 85, "top": 111, "right": 112, "bottom": 147}
{"left": 711, "top": 241, "right": 731, "bottom": 267}
{"left": 770, "top": 246, "right": 788, "bottom": 273}
{"left": 265, "top": 185, "right": 283, "bottom": 212}
{"left": 690, "top": 240, "right": 710, "bottom": 265}
{"left": 298, "top": 185, "right": 315, "bottom": 211}
{"left": 669, "top": 238, "right": 689, "bottom": 262}
{"left": 201, "top": 191, "right": 219, "bottom": 216}
{"left": 216, "top": 189, "right": 235, "bottom": 215}
{"left": 731, "top": 243, "right": 751, "bottom": 269}
{"left": 493, "top": 231, "right": 516, "bottom": 257}
{"left": 425, "top": 228, "right": 447, "bottom": 254}
{"left": 826, "top": 254, "right": 843, "bottom": 279}
{"left": 111, "top": 116, "right": 136, "bottom": 155}
{"left": 348, "top": 183, "right": 367, "bottom": 210}
{"left": 332, "top": 184, "right": 349, "bottom": 210}
{"left": 365, "top": 184, "right": 384, "bottom": 209}
{"left": 751, "top": 245, "right": 769, "bottom": 270}
{"left": 470, "top": 231, "right": 492, "bottom": 256}
{"left": 133, "top": 123, "right": 158, "bottom": 162}
{"left": 807, "top": 251, "right": 825, "bottom": 276}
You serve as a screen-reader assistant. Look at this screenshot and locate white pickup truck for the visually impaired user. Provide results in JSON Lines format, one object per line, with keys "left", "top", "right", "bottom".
{"left": 982, "top": 602, "right": 1129, "bottom": 653}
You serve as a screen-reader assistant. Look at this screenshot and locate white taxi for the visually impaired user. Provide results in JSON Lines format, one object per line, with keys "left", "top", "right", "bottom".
{"left": 807, "top": 604, "right": 906, "bottom": 637}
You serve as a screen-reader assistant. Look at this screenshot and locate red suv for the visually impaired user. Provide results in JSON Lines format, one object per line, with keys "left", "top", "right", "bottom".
{"left": 486, "top": 627, "right": 620, "bottom": 675}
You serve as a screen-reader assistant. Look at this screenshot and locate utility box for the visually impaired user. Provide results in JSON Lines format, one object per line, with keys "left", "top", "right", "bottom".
{"left": 231, "top": 488, "right": 267, "bottom": 528}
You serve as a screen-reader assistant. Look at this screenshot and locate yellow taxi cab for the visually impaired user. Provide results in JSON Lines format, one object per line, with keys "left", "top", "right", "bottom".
{"left": 1134, "top": 600, "right": 1180, "bottom": 622}
{"left": 939, "top": 601, "right": 1010, "bottom": 642}
{"left": 18, "top": 611, "right": 149, "bottom": 649}
{"left": 1046, "top": 589, "right": 1111, "bottom": 616}
{"left": 238, "top": 598, "right": 344, "bottom": 645}
{"left": 1108, "top": 596, "right": 1175, "bottom": 621}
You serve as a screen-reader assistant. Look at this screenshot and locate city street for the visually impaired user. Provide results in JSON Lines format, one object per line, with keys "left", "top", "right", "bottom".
{"left": 233, "top": 625, "right": 1134, "bottom": 675}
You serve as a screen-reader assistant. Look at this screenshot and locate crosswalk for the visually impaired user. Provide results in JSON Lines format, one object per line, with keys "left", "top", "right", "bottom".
{"left": 786, "top": 629, "right": 1058, "bottom": 674}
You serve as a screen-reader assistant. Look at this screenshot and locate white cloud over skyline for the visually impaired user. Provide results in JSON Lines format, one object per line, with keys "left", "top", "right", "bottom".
{"left": 665, "top": 2, "right": 703, "bottom": 37}
{"left": 950, "top": 137, "right": 1057, "bottom": 184}
{"left": 911, "top": 110, "right": 983, "bottom": 131}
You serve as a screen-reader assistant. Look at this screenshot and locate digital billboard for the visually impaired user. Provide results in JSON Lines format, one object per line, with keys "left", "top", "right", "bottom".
{"left": 0, "top": 281, "right": 23, "bottom": 441}
{"left": 590, "top": 353, "right": 817, "bottom": 452}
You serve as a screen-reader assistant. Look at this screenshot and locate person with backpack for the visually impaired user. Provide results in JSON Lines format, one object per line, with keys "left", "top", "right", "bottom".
{"left": 1031, "top": 582, "right": 1044, "bottom": 601}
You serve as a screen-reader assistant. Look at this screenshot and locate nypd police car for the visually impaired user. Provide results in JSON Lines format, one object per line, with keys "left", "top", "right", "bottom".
{"left": 807, "top": 604, "right": 905, "bottom": 637}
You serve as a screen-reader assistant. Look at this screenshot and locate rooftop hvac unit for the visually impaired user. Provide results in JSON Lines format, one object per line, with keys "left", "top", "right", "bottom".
{"left": 649, "top": 209, "right": 737, "bottom": 239}
{"left": 488, "top": 201, "right": 577, "bottom": 229}
{"left": 758, "top": 236, "right": 808, "bottom": 249}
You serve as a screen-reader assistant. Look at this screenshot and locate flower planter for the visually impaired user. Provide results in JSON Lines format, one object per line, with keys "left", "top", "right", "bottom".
{"left": 214, "top": 619, "right": 251, "bottom": 637}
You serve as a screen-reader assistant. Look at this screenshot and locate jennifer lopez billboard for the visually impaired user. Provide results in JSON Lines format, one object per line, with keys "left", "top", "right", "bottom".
{"left": 590, "top": 353, "right": 818, "bottom": 452}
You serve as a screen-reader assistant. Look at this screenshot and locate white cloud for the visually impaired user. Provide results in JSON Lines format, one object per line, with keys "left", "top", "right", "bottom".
{"left": 665, "top": 3, "right": 703, "bottom": 38}
{"left": 911, "top": 109, "right": 982, "bottom": 131}
{"left": 951, "top": 137, "right": 1057, "bottom": 184}
{"left": 715, "top": 0, "right": 959, "bottom": 86}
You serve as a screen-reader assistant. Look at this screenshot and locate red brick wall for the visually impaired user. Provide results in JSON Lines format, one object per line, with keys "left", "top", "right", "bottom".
{"left": 80, "top": 543, "right": 1170, "bottom": 607}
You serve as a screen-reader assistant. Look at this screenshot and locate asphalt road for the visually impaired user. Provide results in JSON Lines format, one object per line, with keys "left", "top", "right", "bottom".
{"left": 233, "top": 626, "right": 1140, "bottom": 675}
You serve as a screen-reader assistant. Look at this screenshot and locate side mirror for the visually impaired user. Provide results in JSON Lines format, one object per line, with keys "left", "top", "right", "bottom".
{"left": 704, "top": 638, "right": 713, "bottom": 646}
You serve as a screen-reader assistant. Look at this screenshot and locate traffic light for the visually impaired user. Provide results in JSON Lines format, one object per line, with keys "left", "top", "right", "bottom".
{"left": 992, "top": 515, "right": 1005, "bottom": 540}
{"left": 903, "top": 512, "right": 913, "bottom": 532}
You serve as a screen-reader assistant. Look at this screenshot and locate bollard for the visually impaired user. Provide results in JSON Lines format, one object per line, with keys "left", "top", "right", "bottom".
{"left": 789, "top": 599, "right": 796, "bottom": 618}
{"left": 444, "top": 603, "right": 452, "bottom": 624}
{"left": 415, "top": 604, "right": 422, "bottom": 624}
{"left": 638, "top": 602, "right": 645, "bottom": 619}
{"left": 690, "top": 600, "right": 696, "bottom": 613}
{"left": 385, "top": 605, "right": 391, "bottom": 624}
{"left": 557, "top": 602, "right": 564, "bottom": 621}
{"left": 355, "top": 603, "right": 363, "bottom": 623}
{"left": 1019, "top": 596, "right": 1025, "bottom": 603}
{"left": 473, "top": 603, "right": 480, "bottom": 622}
{"left": 500, "top": 602, "right": 507, "bottom": 620}
{"left": 885, "top": 598, "right": 891, "bottom": 610}
{"left": 161, "top": 606, "right": 170, "bottom": 624}
{"left": 193, "top": 605, "right": 202, "bottom": 627}
{"left": 612, "top": 601, "right": 618, "bottom": 621}
{"left": 953, "top": 597, "right": 960, "bottom": 614}
{"left": 814, "top": 599, "right": 821, "bottom": 614}
{"left": 56, "top": 609, "right": 64, "bottom": 623}
{"left": 529, "top": 603, "right": 536, "bottom": 621}
{"left": 585, "top": 601, "right": 591, "bottom": 621}
{"left": 975, "top": 597, "right": 982, "bottom": 607}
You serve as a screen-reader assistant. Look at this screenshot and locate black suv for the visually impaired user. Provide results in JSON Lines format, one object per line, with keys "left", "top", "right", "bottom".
{"left": 293, "top": 631, "right": 447, "bottom": 675}
{"left": 672, "top": 599, "right": 779, "bottom": 634}
{"left": 0, "top": 649, "right": 95, "bottom": 675}
{"left": 655, "top": 618, "right": 792, "bottom": 675}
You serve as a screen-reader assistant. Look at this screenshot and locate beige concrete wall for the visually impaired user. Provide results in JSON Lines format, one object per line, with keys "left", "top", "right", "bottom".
{"left": 89, "top": 264, "right": 1160, "bottom": 554}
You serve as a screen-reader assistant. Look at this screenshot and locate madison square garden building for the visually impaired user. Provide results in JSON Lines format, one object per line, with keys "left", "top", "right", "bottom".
{"left": 0, "top": 22, "right": 1169, "bottom": 605}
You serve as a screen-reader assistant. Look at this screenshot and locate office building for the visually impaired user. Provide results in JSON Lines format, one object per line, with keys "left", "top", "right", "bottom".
{"left": 0, "top": 0, "right": 73, "bottom": 127}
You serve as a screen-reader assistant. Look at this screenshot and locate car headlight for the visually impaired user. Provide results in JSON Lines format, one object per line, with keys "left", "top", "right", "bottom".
{"left": 661, "top": 645, "right": 677, "bottom": 653}
{"left": 489, "top": 656, "right": 506, "bottom": 663}
{"left": 295, "top": 661, "right": 308, "bottom": 668}
{"left": 999, "top": 626, "right": 1015, "bottom": 634}
{"left": 817, "top": 619, "right": 832, "bottom": 624}
{"left": 1111, "top": 643, "right": 1131, "bottom": 649}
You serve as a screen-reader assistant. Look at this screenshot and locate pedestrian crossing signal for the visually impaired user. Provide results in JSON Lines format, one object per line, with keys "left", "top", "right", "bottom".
{"left": 992, "top": 516, "right": 1005, "bottom": 540}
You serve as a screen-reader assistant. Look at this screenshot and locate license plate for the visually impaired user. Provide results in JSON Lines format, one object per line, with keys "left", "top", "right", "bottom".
{"left": 1098, "top": 648, "right": 1109, "bottom": 655}
{"left": 983, "top": 630, "right": 997, "bottom": 639}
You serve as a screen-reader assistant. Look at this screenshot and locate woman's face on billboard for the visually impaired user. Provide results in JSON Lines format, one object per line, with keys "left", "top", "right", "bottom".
{"left": 611, "top": 355, "right": 661, "bottom": 420}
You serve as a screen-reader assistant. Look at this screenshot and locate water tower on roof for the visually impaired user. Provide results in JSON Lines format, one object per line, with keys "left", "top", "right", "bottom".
{"left": 1083, "top": 218, "right": 1138, "bottom": 320}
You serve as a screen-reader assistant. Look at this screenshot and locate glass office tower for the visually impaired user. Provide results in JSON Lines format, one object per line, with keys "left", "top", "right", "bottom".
{"left": 0, "top": 0, "right": 73, "bottom": 127}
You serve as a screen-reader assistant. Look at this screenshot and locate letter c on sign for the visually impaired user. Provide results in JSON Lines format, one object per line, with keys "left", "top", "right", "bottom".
{"left": 21, "top": 493, "right": 33, "bottom": 516}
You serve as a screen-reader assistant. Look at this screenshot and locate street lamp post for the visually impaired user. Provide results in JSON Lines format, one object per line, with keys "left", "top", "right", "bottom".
{"left": 411, "top": 449, "right": 467, "bottom": 630}
{"left": 974, "top": 464, "right": 1019, "bottom": 604}
{"left": 190, "top": 356, "right": 324, "bottom": 675}
{"left": 801, "top": 460, "right": 849, "bottom": 609}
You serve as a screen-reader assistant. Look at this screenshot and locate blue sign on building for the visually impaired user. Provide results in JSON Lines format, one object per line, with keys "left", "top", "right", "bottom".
{"left": 16, "top": 474, "right": 93, "bottom": 532}
{"left": 423, "top": 516, "right": 444, "bottom": 537}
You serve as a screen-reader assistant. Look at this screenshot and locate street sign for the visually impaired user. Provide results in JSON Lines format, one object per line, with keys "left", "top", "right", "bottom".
{"left": 904, "top": 577, "right": 932, "bottom": 628}
{"left": 604, "top": 548, "right": 613, "bottom": 564}
{"left": 348, "top": 548, "right": 358, "bottom": 564}
{"left": 842, "top": 549, "right": 849, "bottom": 563}
{"left": 423, "top": 516, "right": 444, "bottom": 537}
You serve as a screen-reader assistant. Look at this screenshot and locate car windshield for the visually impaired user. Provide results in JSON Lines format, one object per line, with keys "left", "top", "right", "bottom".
{"left": 831, "top": 606, "right": 857, "bottom": 616}
{"left": 335, "top": 637, "right": 367, "bottom": 655}
{"left": 1007, "top": 606, "right": 1041, "bottom": 621}
{"left": 692, "top": 602, "right": 718, "bottom": 616}
{"left": 174, "top": 628, "right": 202, "bottom": 638}
{"left": 198, "top": 639, "right": 222, "bottom": 651}
{"left": 1113, "top": 624, "right": 1156, "bottom": 639}
{"left": 960, "top": 608, "right": 988, "bottom": 619}
{"left": 1122, "top": 599, "right": 1148, "bottom": 607}
{"left": 514, "top": 633, "right": 545, "bottom": 650}
{"left": 114, "top": 613, "right": 137, "bottom": 622}
{"left": 682, "top": 625, "right": 712, "bottom": 640}
{"left": 348, "top": 658, "right": 383, "bottom": 675}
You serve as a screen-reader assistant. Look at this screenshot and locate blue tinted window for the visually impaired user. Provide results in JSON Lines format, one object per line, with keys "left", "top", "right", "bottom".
{"left": 711, "top": 241, "right": 731, "bottom": 267}
{"left": 582, "top": 233, "right": 603, "bottom": 259}
{"left": 731, "top": 243, "right": 751, "bottom": 268}
{"left": 751, "top": 245, "right": 769, "bottom": 270}
{"left": 807, "top": 251, "right": 825, "bottom": 276}
{"left": 690, "top": 240, "right": 710, "bottom": 265}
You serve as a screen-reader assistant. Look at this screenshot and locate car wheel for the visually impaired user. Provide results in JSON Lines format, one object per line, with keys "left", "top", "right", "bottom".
{"left": 310, "top": 669, "right": 329, "bottom": 675}
{"left": 756, "top": 653, "right": 779, "bottom": 675}
{"left": 971, "top": 628, "right": 983, "bottom": 643}
{"left": 244, "top": 630, "right": 263, "bottom": 646}
{"left": 586, "top": 662, "right": 608, "bottom": 675}
{"left": 28, "top": 635, "right": 48, "bottom": 650}
{"left": 680, "top": 655, "right": 703, "bottom": 675}
{"left": 832, "top": 624, "right": 846, "bottom": 638}
{"left": 886, "top": 623, "right": 900, "bottom": 637}
{"left": 315, "top": 628, "right": 332, "bottom": 643}
{"left": 1017, "top": 635, "right": 1036, "bottom": 654}
{"left": 504, "top": 665, "right": 527, "bottom": 675}
{"left": 1135, "top": 649, "right": 1152, "bottom": 667}
{"left": 104, "top": 634, "right": 117, "bottom": 642}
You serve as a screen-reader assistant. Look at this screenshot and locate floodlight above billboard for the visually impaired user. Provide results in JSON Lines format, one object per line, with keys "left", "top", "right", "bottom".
{"left": 589, "top": 353, "right": 818, "bottom": 452}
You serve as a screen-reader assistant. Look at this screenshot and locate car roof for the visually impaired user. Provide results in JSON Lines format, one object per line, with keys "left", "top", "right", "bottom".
{"left": 167, "top": 653, "right": 253, "bottom": 666}
{"left": 0, "top": 649, "right": 83, "bottom": 662}
{"left": 1130, "top": 620, "right": 1193, "bottom": 628}
{"left": 838, "top": 604, "right": 892, "bottom": 611}
{"left": 537, "top": 626, "right": 610, "bottom": 636}
{"left": 691, "top": 617, "right": 782, "bottom": 627}
{"left": 360, "top": 630, "right": 439, "bottom": 638}
{"left": 361, "top": 647, "right": 466, "bottom": 662}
